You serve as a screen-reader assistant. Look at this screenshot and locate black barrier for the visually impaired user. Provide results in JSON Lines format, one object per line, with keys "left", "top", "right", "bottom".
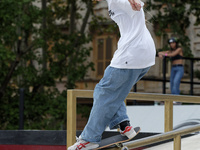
{"left": 0, "top": 130, "right": 157, "bottom": 145}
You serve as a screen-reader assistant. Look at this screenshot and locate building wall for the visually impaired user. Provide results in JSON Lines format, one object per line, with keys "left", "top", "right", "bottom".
{"left": 33, "top": 1, "right": 200, "bottom": 93}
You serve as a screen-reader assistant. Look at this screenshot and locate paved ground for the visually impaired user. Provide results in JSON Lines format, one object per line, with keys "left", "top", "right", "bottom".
{"left": 145, "top": 134, "right": 200, "bottom": 150}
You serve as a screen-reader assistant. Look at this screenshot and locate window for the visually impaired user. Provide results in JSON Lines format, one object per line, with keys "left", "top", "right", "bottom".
{"left": 93, "top": 35, "right": 117, "bottom": 78}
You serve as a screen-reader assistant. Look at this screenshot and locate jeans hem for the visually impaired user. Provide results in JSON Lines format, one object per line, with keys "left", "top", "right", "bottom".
{"left": 109, "top": 115, "right": 129, "bottom": 130}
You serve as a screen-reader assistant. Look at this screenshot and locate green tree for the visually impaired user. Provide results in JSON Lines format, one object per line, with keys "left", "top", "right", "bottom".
{"left": 146, "top": 0, "right": 200, "bottom": 57}
{"left": 0, "top": 0, "right": 97, "bottom": 129}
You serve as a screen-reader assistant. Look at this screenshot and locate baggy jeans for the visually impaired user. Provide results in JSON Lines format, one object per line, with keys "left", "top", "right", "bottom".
{"left": 81, "top": 66, "right": 151, "bottom": 143}
{"left": 170, "top": 65, "right": 184, "bottom": 95}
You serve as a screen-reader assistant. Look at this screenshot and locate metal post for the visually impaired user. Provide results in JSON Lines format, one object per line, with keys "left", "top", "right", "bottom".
{"left": 190, "top": 59, "right": 194, "bottom": 95}
{"left": 133, "top": 84, "right": 137, "bottom": 105}
{"left": 19, "top": 88, "right": 24, "bottom": 130}
{"left": 163, "top": 57, "right": 166, "bottom": 94}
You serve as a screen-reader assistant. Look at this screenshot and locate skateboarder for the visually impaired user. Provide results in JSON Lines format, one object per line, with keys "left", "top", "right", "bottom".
{"left": 68, "top": 0, "right": 156, "bottom": 149}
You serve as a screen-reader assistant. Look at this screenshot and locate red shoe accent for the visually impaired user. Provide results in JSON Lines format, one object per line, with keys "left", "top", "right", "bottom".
{"left": 121, "top": 126, "right": 132, "bottom": 134}
{"left": 77, "top": 142, "right": 90, "bottom": 150}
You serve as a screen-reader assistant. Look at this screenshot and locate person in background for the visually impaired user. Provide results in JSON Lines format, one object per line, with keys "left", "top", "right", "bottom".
{"left": 68, "top": 0, "right": 156, "bottom": 149}
{"left": 158, "top": 37, "right": 184, "bottom": 98}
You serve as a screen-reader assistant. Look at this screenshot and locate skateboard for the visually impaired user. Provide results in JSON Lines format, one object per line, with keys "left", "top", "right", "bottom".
{"left": 95, "top": 127, "right": 141, "bottom": 150}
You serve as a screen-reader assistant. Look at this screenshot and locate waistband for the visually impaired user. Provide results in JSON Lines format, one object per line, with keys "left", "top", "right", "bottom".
{"left": 172, "top": 64, "right": 183, "bottom": 67}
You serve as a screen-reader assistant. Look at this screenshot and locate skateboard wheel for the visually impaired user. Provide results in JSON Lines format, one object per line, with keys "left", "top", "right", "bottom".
{"left": 121, "top": 146, "right": 129, "bottom": 150}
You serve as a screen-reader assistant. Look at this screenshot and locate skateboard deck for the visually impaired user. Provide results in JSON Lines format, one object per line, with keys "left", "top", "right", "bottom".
{"left": 95, "top": 127, "right": 140, "bottom": 149}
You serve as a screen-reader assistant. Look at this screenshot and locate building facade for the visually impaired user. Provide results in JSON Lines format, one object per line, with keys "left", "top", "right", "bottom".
{"left": 75, "top": 0, "right": 200, "bottom": 95}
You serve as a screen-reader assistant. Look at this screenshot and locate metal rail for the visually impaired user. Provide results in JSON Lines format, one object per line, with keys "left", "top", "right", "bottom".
{"left": 123, "top": 124, "right": 200, "bottom": 150}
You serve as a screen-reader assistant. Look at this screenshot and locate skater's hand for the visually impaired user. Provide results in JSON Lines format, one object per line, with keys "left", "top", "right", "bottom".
{"left": 128, "top": 0, "right": 142, "bottom": 11}
{"left": 158, "top": 54, "right": 164, "bottom": 59}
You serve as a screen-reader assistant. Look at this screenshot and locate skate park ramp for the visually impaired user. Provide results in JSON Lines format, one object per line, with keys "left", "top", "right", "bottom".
{"left": 126, "top": 105, "right": 200, "bottom": 133}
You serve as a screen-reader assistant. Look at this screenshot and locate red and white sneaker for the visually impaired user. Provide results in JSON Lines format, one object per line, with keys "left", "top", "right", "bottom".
{"left": 120, "top": 126, "right": 137, "bottom": 139}
{"left": 68, "top": 136, "right": 99, "bottom": 150}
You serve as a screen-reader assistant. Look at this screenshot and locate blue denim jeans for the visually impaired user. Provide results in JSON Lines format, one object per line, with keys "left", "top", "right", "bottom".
{"left": 81, "top": 66, "right": 150, "bottom": 143}
{"left": 170, "top": 65, "right": 184, "bottom": 95}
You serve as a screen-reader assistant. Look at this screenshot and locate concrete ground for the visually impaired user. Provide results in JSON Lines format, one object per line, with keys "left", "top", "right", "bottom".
{"left": 126, "top": 105, "right": 200, "bottom": 133}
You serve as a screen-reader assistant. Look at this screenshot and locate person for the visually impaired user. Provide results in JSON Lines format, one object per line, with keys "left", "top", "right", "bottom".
{"left": 68, "top": 0, "right": 156, "bottom": 149}
{"left": 158, "top": 37, "right": 184, "bottom": 96}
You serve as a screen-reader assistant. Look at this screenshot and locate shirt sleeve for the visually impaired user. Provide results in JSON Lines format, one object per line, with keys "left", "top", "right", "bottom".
{"left": 115, "top": 0, "right": 144, "bottom": 17}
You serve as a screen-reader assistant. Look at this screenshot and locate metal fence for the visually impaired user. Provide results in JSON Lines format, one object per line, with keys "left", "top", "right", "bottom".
{"left": 134, "top": 56, "right": 200, "bottom": 95}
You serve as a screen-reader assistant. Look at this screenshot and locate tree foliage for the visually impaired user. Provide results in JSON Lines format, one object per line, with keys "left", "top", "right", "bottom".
{"left": 146, "top": 0, "right": 200, "bottom": 57}
{"left": 0, "top": 0, "right": 97, "bottom": 129}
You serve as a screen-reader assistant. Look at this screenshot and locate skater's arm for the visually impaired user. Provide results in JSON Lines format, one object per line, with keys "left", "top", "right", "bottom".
{"left": 158, "top": 51, "right": 170, "bottom": 59}
{"left": 165, "top": 48, "right": 182, "bottom": 57}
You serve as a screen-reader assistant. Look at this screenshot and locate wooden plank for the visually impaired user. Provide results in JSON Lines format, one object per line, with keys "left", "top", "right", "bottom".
{"left": 174, "top": 135, "right": 181, "bottom": 150}
{"left": 165, "top": 101, "right": 173, "bottom": 132}
{"left": 67, "top": 90, "right": 77, "bottom": 148}
{"left": 66, "top": 89, "right": 200, "bottom": 149}
{"left": 73, "top": 90, "right": 93, "bottom": 98}
{"left": 71, "top": 90, "right": 200, "bottom": 103}
{"left": 126, "top": 92, "right": 200, "bottom": 103}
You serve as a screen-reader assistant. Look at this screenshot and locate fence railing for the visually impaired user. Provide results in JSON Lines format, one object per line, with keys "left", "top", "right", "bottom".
{"left": 67, "top": 89, "right": 200, "bottom": 149}
{"left": 135, "top": 56, "right": 200, "bottom": 95}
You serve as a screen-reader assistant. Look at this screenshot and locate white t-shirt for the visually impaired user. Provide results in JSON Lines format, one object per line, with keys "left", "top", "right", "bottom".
{"left": 106, "top": 0, "right": 156, "bottom": 69}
